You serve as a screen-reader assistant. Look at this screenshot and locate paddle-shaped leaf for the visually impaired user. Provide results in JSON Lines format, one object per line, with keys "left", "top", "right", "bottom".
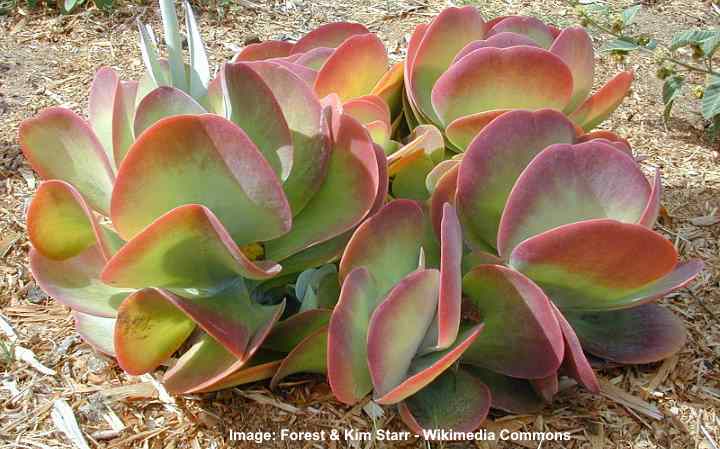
{"left": 569, "top": 71, "right": 634, "bottom": 130}
{"left": 28, "top": 180, "right": 115, "bottom": 261}
{"left": 398, "top": 368, "right": 491, "bottom": 434}
{"left": 102, "top": 204, "right": 283, "bottom": 289}
{"left": 509, "top": 220, "right": 703, "bottom": 311}
{"left": 456, "top": 109, "right": 577, "bottom": 250}
{"left": 290, "top": 22, "right": 369, "bottom": 55}
{"left": 497, "top": 141, "right": 651, "bottom": 256}
{"left": 111, "top": 114, "right": 292, "bottom": 243}
{"left": 115, "top": 288, "right": 196, "bottom": 375}
{"left": 314, "top": 34, "right": 388, "bottom": 101}
{"left": 565, "top": 304, "right": 687, "bottom": 364}
{"left": 408, "top": 6, "right": 487, "bottom": 124}
{"left": 339, "top": 199, "right": 424, "bottom": 296}
{"left": 19, "top": 108, "right": 115, "bottom": 215}
{"left": 431, "top": 47, "right": 573, "bottom": 125}
{"left": 133, "top": 86, "right": 206, "bottom": 137}
{"left": 328, "top": 267, "right": 378, "bottom": 404}
{"left": 222, "top": 63, "right": 293, "bottom": 181}
{"left": 30, "top": 246, "right": 132, "bottom": 318}
{"left": 462, "top": 265, "right": 563, "bottom": 378}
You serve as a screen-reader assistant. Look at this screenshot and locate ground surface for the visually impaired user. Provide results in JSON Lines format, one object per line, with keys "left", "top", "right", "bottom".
{"left": 0, "top": 0, "right": 718, "bottom": 448}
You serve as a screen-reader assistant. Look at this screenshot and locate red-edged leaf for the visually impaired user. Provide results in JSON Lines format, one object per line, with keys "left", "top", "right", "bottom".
{"left": 111, "top": 114, "right": 291, "bottom": 243}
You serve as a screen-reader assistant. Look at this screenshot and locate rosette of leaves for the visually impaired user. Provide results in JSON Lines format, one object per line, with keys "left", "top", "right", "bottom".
{"left": 403, "top": 6, "right": 634, "bottom": 152}
{"left": 19, "top": 2, "right": 387, "bottom": 394}
{"left": 429, "top": 108, "right": 703, "bottom": 405}
{"left": 326, "top": 199, "right": 565, "bottom": 433}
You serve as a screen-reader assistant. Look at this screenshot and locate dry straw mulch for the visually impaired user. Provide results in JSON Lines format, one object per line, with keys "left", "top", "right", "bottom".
{"left": 0, "top": 0, "right": 718, "bottom": 448}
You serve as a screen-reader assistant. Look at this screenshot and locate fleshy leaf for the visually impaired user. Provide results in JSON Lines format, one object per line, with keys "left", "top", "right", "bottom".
{"left": 19, "top": 108, "right": 115, "bottom": 215}
{"left": 550, "top": 27, "right": 595, "bottom": 112}
{"left": 457, "top": 109, "right": 577, "bottom": 250}
{"left": 74, "top": 312, "right": 116, "bottom": 356}
{"left": 28, "top": 180, "right": 115, "bottom": 261}
{"left": 30, "top": 246, "right": 132, "bottom": 318}
{"left": 111, "top": 80, "right": 139, "bottom": 166}
{"left": 487, "top": 16, "right": 555, "bottom": 48}
{"left": 464, "top": 366, "right": 545, "bottom": 413}
{"left": 569, "top": 71, "right": 634, "bottom": 130}
{"left": 431, "top": 47, "right": 573, "bottom": 125}
{"left": 111, "top": 114, "right": 291, "bottom": 243}
{"left": 233, "top": 41, "right": 294, "bottom": 61}
{"left": 387, "top": 125, "right": 444, "bottom": 176}
{"left": 270, "top": 326, "right": 328, "bottom": 388}
{"left": 161, "top": 282, "right": 284, "bottom": 360}
{"left": 639, "top": 169, "right": 662, "bottom": 228}
{"left": 445, "top": 110, "right": 508, "bottom": 151}
{"left": 367, "top": 269, "right": 439, "bottom": 399}
{"left": 497, "top": 141, "right": 651, "bottom": 256}
{"left": 264, "top": 113, "right": 378, "bottom": 261}
{"left": 437, "top": 203, "right": 462, "bottom": 349}
{"left": 429, "top": 164, "right": 459, "bottom": 240}
{"left": 88, "top": 67, "right": 120, "bottom": 166}
{"left": 162, "top": 332, "right": 244, "bottom": 394}
{"left": 264, "top": 309, "right": 331, "bottom": 352}
{"left": 223, "top": 63, "right": 294, "bottom": 181}
{"left": 196, "top": 357, "right": 281, "bottom": 392}
{"left": 328, "top": 267, "right": 378, "bottom": 404}
{"left": 103, "top": 204, "right": 283, "bottom": 289}
{"left": 551, "top": 303, "right": 599, "bottom": 393}
{"left": 339, "top": 199, "right": 424, "bottom": 297}
{"left": 398, "top": 368, "right": 491, "bottom": 434}
{"left": 462, "top": 264, "right": 564, "bottom": 378}
{"left": 374, "top": 325, "right": 483, "bottom": 404}
{"left": 565, "top": 304, "right": 687, "bottom": 364}
{"left": 509, "top": 219, "right": 703, "bottom": 311}
{"left": 115, "top": 288, "right": 195, "bottom": 375}
{"left": 452, "top": 34, "right": 540, "bottom": 64}
{"left": 370, "top": 62, "right": 404, "bottom": 116}
{"left": 133, "top": 86, "right": 206, "bottom": 137}
{"left": 391, "top": 155, "right": 436, "bottom": 201}
{"left": 290, "top": 22, "right": 369, "bottom": 55}
{"left": 295, "top": 47, "right": 334, "bottom": 70}
{"left": 409, "top": 6, "right": 487, "bottom": 124}
{"left": 246, "top": 62, "right": 331, "bottom": 215}
{"left": 314, "top": 34, "right": 388, "bottom": 101}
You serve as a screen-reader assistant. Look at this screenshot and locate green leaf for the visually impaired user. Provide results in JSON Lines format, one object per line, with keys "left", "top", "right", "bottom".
{"left": 601, "top": 38, "right": 639, "bottom": 53}
{"left": 702, "top": 75, "right": 720, "bottom": 120}
{"left": 670, "top": 29, "right": 720, "bottom": 51}
{"left": 63, "top": 0, "right": 83, "bottom": 13}
{"left": 662, "top": 75, "right": 684, "bottom": 124}
{"left": 701, "top": 32, "right": 720, "bottom": 57}
{"left": 93, "top": 0, "right": 113, "bottom": 10}
{"left": 621, "top": 5, "right": 641, "bottom": 27}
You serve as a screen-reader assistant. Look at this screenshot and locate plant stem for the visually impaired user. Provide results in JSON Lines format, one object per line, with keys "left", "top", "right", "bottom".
{"left": 581, "top": 9, "right": 720, "bottom": 76}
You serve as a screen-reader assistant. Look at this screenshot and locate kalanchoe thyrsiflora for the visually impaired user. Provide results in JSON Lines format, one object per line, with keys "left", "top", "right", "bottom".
{"left": 19, "top": 2, "right": 387, "bottom": 394}
{"left": 403, "top": 6, "right": 635, "bottom": 151}
{"left": 426, "top": 108, "right": 703, "bottom": 409}
{"left": 327, "top": 199, "right": 565, "bottom": 433}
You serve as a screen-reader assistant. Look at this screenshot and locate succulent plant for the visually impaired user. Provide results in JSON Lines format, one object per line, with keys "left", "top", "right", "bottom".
{"left": 19, "top": 1, "right": 387, "bottom": 394}
{"left": 433, "top": 109, "right": 701, "bottom": 418}
{"left": 328, "top": 198, "right": 568, "bottom": 433}
{"left": 403, "top": 6, "right": 635, "bottom": 152}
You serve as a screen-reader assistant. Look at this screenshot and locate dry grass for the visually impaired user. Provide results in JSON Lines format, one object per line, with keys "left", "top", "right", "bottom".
{"left": 0, "top": 0, "right": 718, "bottom": 448}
